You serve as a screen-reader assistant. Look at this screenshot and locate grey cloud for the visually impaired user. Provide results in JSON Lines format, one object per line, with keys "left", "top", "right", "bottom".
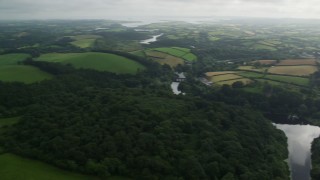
{"left": 0, "top": 0, "right": 319, "bottom": 19}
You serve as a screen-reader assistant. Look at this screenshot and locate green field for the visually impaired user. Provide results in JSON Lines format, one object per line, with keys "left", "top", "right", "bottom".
{"left": 264, "top": 75, "right": 309, "bottom": 86}
{"left": 0, "top": 117, "right": 20, "bottom": 128}
{"left": 36, "top": 52, "right": 145, "bottom": 74}
{"left": 69, "top": 35, "right": 101, "bottom": 48}
{"left": 151, "top": 47, "right": 197, "bottom": 62}
{"left": 0, "top": 153, "right": 98, "bottom": 180}
{"left": 172, "top": 47, "right": 190, "bottom": 52}
{"left": 239, "top": 71, "right": 264, "bottom": 78}
{"left": 0, "top": 65, "right": 53, "bottom": 83}
{"left": 182, "top": 53, "right": 197, "bottom": 61}
{"left": 0, "top": 53, "right": 31, "bottom": 66}
{"left": 153, "top": 47, "right": 188, "bottom": 57}
{"left": 130, "top": 50, "right": 146, "bottom": 57}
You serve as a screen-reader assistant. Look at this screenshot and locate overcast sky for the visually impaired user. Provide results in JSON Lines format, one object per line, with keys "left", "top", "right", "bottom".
{"left": 1, "top": 0, "right": 319, "bottom": 20}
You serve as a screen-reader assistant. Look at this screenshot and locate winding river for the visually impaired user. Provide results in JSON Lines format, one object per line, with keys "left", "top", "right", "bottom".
{"left": 140, "top": 33, "right": 163, "bottom": 44}
{"left": 275, "top": 124, "right": 320, "bottom": 180}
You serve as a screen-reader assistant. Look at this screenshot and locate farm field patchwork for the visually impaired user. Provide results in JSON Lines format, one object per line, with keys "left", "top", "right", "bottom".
{"left": 264, "top": 75, "right": 309, "bottom": 86}
{"left": 268, "top": 65, "right": 318, "bottom": 76}
{"left": 0, "top": 65, "right": 53, "bottom": 83}
{"left": 209, "top": 74, "right": 243, "bottom": 82}
{"left": 237, "top": 66, "right": 268, "bottom": 73}
{"left": 36, "top": 52, "right": 145, "bottom": 74}
{"left": 151, "top": 47, "right": 197, "bottom": 62}
{"left": 238, "top": 71, "right": 264, "bottom": 78}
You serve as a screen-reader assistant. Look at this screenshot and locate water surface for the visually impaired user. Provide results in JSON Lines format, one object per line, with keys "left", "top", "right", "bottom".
{"left": 140, "top": 33, "right": 163, "bottom": 44}
{"left": 275, "top": 124, "right": 320, "bottom": 180}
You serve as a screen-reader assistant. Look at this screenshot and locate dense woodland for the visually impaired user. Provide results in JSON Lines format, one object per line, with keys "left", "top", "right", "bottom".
{"left": 0, "top": 60, "right": 290, "bottom": 179}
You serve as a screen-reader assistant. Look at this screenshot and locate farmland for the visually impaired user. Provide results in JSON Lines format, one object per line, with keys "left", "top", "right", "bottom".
{"left": 264, "top": 75, "right": 309, "bottom": 86}
{"left": 69, "top": 35, "right": 101, "bottom": 48}
{"left": 0, "top": 153, "right": 99, "bottom": 180}
{"left": 237, "top": 66, "right": 268, "bottom": 73}
{"left": 268, "top": 65, "right": 318, "bottom": 76}
{"left": 0, "top": 65, "right": 53, "bottom": 83}
{"left": 0, "top": 53, "right": 52, "bottom": 83}
{"left": 152, "top": 47, "right": 197, "bottom": 62}
{"left": 206, "top": 72, "right": 253, "bottom": 86}
{"left": 36, "top": 52, "right": 145, "bottom": 74}
{"left": 209, "top": 74, "right": 243, "bottom": 82}
{"left": 0, "top": 53, "right": 31, "bottom": 66}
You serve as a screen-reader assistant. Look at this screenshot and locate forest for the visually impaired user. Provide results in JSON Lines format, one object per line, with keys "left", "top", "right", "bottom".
{"left": 2, "top": 19, "right": 320, "bottom": 179}
{"left": 0, "top": 61, "right": 290, "bottom": 179}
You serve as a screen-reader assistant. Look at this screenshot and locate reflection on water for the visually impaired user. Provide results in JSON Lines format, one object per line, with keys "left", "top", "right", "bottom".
{"left": 140, "top": 33, "right": 163, "bottom": 44}
{"left": 275, "top": 124, "right": 320, "bottom": 180}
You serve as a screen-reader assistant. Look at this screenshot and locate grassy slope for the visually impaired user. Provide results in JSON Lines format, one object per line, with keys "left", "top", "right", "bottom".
{"left": 0, "top": 153, "right": 98, "bottom": 180}
{"left": 71, "top": 39, "right": 96, "bottom": 48}
{"left": 0, "top": 65, "right": 53, "bottom": 84}
{"left": 268, "top": 65, "right": 318, "bottom": 76}
{"left": 153, "top": 47, "right": 187, "bottom": 57}
{"left": 265, "top": 75, "right": 309, "bottom": 86}
{"left": 0, "top": 53, "right": 31, "bottom": 66}
{"left": 0, "top": 117, "right": 20, "bottom": 128}
{"left": 70, "top": 35, "right": 101, "bottom": 48}
{"left": 36, "top": 52, "right": 145, "bottom": 74}
{"left": 151, "top": 47, "right": 197, "bottom": 62}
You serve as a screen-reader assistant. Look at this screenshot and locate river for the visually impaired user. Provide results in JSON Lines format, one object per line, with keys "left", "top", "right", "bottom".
{"left": 140, "top": 33, "right": 163, "bottom": 44}
{"left": 275, "top": 124, "right": 320, "bottom": 180}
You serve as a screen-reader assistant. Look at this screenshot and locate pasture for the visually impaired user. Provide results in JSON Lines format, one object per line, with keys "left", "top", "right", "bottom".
{"left": 152, "top": 55, "right": 184, "bottom": 67}
{"left": 0, "top": 153, "right": 98, "bottom": 180}
{"left": 237, "top": 66, "right": 268, "bottom": 73}
{"left": 205, "top": 71, "right": 237, "bottom": 77}
{"left": 69, "top": 35, "right": 101, "bottom": 48}
{"left": 238, "top": 71, "right": 264, "bottom": 78}
{"left": 268, "top": 65, "right": 318, "bottom": 76}
{"left": 182, "top": 53, "right": 197, "bottom": 61}
{"left": 264, "top": 75, "right": 309, "bottom": 86}
{"left": 0, "top": 53, "right": 31, "bottom": 66}
{"left": 36, "top": 52, "right": 145, "bottom": 74}
{"left": 152, "top": 47, "right": 197, "bottom": 62}
{"left": 153, "top": 47, "right": 188, "bottom": 57}
{"left": 0, "top": 65, "right": 53, "bottom": 83}
{"left": 145, "top": 50, "right": 185, "bottom": 67}
{"left": 276, "top": 59, "right": 317, "bottom": 66}
{"left": 209, "top": 74, "right": 243, "bottom": 82}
